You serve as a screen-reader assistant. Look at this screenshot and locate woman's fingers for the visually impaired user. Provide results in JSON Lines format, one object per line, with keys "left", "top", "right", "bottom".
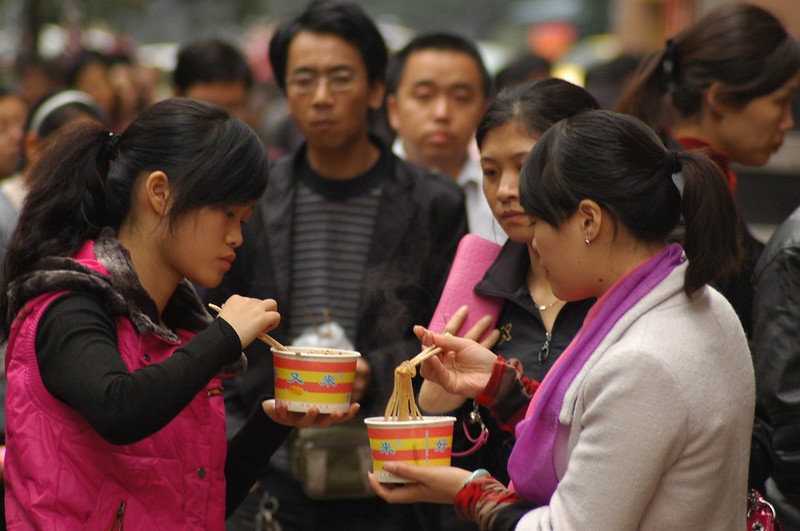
{"left": 368, "top": 463, "right": 472, "bottom": 504}
{"left": 442, "top": 305, "right": 470, "bottom": 334}
{"left": 261, "top": 400, "right": 360, "bottom": 427}
{"left": 217, "top": 295, "right": 281, "bottom": 347}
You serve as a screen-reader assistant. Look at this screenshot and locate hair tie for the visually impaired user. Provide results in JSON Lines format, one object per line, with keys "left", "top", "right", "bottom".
{"left": 665, "top": 150, "right": 684, "bottom": 195}
{"left": 666, "top": 150, "right": 681, "bottom": 174}
{"left": 662, "top": 38, "right": 678, "bottom": 94}
{"left": 105, "top": 132, "right": 120, "bottom": 161}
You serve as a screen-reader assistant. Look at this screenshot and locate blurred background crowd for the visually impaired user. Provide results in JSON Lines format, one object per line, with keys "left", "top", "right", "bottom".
{"left": 0, "top": 0, "right": 798, "bottom": 529}
{"left": 0, "top": 0, "right": 797, "bottom": 242}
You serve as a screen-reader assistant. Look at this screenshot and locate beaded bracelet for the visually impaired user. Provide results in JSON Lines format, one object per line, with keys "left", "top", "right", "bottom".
{"left": 461, "top": 468, "right": 491, "bottom": 490}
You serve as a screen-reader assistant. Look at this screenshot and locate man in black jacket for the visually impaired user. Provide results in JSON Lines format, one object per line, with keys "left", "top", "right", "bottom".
{"left": 207, "top": 2, "right": 467, "bottom": 529}
{"left": 752, "top": 205, "right": 800, "bottom": 529}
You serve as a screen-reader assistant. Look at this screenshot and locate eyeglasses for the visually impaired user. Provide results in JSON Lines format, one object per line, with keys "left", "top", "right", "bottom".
{"left": 286, "top": 71, "right": 357, "bottom": 93}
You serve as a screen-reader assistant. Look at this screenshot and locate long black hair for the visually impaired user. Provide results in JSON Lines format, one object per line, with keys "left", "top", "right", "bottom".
{"left": 616, "top": 3, "right": 800, "bottom": 140}
{"left": 520, "top": 110, "right": 742, "bottom": 295}
{"left": 1, "top": 97, "right": 268, "bottom": 333}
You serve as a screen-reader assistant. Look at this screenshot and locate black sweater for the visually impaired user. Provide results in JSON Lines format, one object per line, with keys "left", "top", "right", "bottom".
{"left": 35, "top": 292, "right": 293, "bottom": 516}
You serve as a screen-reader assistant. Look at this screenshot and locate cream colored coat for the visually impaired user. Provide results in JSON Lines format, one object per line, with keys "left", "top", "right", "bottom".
{"left": 515, "top": 263, "right": 754, "bottom": 530}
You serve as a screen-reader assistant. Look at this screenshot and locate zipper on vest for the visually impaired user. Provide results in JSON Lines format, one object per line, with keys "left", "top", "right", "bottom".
{"left": 107, "top": 499, "right": 126, "bottom": 531}
{"left": 538, "top": 332, "right": 552, "bottom": 363}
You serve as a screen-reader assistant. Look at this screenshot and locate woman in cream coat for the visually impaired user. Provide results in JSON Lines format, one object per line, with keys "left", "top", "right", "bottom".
{"left": 368, "top": 110, "right": 754, "bottom": 530}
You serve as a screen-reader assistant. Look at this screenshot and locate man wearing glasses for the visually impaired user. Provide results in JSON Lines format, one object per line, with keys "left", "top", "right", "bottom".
{"left": 208, "top": 1, "right": 467, "bottom": 530}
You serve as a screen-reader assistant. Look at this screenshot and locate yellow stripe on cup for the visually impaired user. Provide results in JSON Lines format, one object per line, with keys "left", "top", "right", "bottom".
{"left": 364, "top": 416, "right": 456, "bottom": 483}
{"left": 272, "top": 346, "right": 360, "bottom": 413}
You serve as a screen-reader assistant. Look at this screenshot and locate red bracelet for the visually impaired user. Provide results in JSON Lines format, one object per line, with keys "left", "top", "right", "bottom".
{"left": 455, "top": 476, "right": 492, "bottom": 521}
{"left": 475, "top": 357, "right": 508, "bottom": 407}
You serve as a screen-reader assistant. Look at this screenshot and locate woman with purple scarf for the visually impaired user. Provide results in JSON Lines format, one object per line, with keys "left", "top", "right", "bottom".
{"left": 368, "top": 110, "right": 754, "bottom": 530}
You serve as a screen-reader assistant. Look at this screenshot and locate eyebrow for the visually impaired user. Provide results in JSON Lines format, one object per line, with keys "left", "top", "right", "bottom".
{"left": 410, "top": 80, "right": 477, "bottom": 92}
{"left": 291, "top": 65, "right": 356, "bottom": 75}
{"left": 480, "top": 151, "right": 530, "bottom": 162}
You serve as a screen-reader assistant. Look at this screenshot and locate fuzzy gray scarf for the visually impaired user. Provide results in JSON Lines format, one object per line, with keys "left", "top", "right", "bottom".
{"left": 8, "top": 228, "right": 246, "bottom": 374}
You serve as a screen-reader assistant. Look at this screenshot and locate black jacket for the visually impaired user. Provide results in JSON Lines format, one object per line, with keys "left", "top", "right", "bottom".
{"left": 752, "top": 205, "right": 800, "bottom": 499}
{"left": 206, "top": 141, "right": 468, "bottom": 422}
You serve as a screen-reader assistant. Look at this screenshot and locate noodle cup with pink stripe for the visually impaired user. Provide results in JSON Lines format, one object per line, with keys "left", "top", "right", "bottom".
{"left": 272, "top": 346, "right": 361, "bottom": 413}
{"left": 364, "top": 416, "right": 457, "bottom": 483}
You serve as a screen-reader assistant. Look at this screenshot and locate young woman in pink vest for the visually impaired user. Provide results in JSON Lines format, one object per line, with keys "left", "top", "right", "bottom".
{"left": 0, "top": 97, "right": 358, "bottom": 530}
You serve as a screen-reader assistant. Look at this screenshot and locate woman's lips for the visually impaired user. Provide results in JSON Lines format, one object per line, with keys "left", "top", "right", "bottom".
{"left": 500, "top": 210, "right": 527, "bottom": 221}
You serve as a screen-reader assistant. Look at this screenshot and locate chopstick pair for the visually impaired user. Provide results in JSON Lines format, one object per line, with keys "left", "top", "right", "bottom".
{"left": 409, "top": 344, "right": 443, "bottom": 367}
{"left": 207, "top": 303, "right": 287, "bottom": 351}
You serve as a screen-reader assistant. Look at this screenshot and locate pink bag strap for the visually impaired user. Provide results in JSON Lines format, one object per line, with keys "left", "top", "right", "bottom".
{"left": 452, "top": 401, "right": 490, "bottom": 457}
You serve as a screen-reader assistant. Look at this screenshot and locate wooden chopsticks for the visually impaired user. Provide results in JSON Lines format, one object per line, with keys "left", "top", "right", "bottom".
{"left": 409, "top": 344, "right": 442, "bottom": 367}
{"left": 207, "top": 303, "right": 288, "bottom": 351}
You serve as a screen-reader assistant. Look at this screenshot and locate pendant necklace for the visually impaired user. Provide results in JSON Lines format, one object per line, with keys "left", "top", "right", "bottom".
{"left": 528, "top": 271, "right": 561, "bottom": 312}
{"left": 532, "top": 297, "right": 561, "bottom": 312}
{"left": 531, "top": 298, "right": 561, "bottom": 312}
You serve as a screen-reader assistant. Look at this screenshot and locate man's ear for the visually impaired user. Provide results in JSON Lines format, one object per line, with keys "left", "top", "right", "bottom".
{"left": 144, "top": 171, "right": 171, "bottom": 216}
{"left": 386, "top": 94, "right": 400, "bottom": 132}
{"left": 368, "top": 81, "right": 386, "bottom": 111}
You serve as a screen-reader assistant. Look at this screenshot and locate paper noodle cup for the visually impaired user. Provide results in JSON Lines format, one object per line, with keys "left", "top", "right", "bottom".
{"left": 364, "top": 416, "right": 456, "bottom": 483}
{"left": 272, "top": 346, "right": 360, "bottom": 413}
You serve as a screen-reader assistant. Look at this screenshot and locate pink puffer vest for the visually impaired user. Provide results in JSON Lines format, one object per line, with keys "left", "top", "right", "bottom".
{"left": 5, "top": 241, "right": 228, "bottom": 530}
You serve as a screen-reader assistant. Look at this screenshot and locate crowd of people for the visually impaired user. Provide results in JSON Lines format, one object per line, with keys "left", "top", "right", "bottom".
{"left": 0, "top": 0, "right": 799, "bottom": 530}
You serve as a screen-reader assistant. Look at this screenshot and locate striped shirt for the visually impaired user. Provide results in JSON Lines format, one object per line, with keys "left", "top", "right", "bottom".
{"left": 288, "top": 154, "right": 386, "bottom": 342}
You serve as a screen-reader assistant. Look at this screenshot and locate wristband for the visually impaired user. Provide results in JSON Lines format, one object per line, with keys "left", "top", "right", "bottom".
{"left": 461, "top": 468, "right": 491, "bottom": 489}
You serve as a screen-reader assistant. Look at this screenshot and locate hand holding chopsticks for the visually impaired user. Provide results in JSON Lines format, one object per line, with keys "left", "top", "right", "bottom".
{"left": 412, "top": 326, "right": 498, "bottom": 400}
{"left": 208, "top": 302, "right": 287, "bottom": 351}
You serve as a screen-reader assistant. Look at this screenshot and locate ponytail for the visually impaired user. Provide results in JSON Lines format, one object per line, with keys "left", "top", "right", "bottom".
{"left": 0, "top": 120, "right": 113, "bottom": 335}
{"left": 676, "top": 150, "right": 743, "bottom": 294}
{"left": 0, "top": 97, "right": 269, "bottom": 337}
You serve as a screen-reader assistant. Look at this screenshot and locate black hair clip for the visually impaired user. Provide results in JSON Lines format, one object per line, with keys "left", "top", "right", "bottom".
{"left": 105, "top": 132, "right": 120, "bottom": 162}
{"left": 662, "top": 38, "right": 678, "bottom": 94}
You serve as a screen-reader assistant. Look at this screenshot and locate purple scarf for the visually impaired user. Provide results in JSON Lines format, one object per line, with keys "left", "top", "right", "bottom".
{"left": 507, "top": 243, "right": 685, "bottom": 504}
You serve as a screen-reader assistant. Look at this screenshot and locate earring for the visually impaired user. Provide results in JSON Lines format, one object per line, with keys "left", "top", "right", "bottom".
{"left": 584, "top": 235, "right": 591, "bottom": 245}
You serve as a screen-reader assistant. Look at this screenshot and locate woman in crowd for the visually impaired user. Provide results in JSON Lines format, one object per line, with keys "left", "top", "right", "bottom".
{"left": 370, "top": 110, "right": 753, "bottom": 530}
{"left": 0, "top": 89, "right": 26, "bottom": 182}
{"left": 419, "top": 78, "right": 598, "bottom": 490}
{"left": 615, "top": 2, "right": 800, "bottom": 339}
{"left": 0, "top": 89, "right": 109, "bottom": 257}
{"left": 616, "top": 5, "right": 799, "bottom": 492}
{"left": 1, "top": 97, "right": 357, "bottom": 530}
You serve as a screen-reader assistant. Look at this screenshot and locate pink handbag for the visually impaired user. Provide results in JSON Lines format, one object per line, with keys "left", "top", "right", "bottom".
{"left": 747, "top": 489, "right": 783, "bottom": 531}
{"left": 428, "top": 234, "right": 503, "bottom": 342}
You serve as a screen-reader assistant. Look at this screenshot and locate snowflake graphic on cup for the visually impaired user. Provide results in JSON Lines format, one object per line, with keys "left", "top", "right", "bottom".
{"left": 379, "top": 441, "right": 396, "bottom": 455}
{"left": 320, "top": 374, "right": 337, "bottom": 387}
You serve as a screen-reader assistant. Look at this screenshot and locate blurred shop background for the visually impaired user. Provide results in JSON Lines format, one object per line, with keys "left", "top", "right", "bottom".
{"left": 0, "top": 0, "right": 797, "bottom": 239}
